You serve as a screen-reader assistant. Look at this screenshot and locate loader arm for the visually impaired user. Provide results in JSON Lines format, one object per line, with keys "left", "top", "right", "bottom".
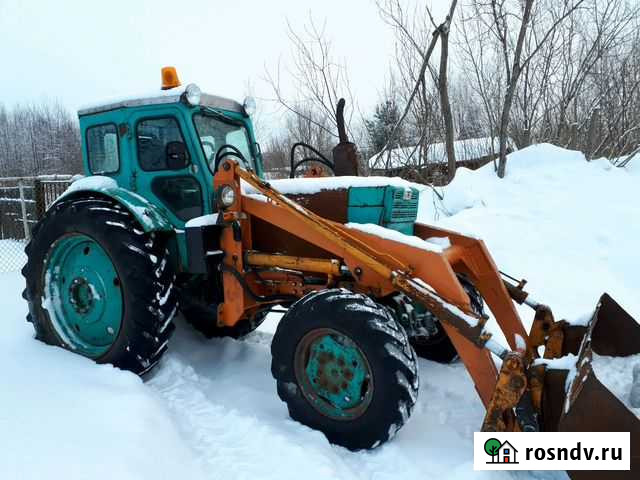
{"left": 216, "top": 160, "right": 529, "bottom": 406}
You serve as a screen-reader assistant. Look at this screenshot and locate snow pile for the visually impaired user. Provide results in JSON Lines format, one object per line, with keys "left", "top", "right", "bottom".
{"left": 625, "top": 158, "right": 640, "bottom": 177}
{"left": 592, "top": 354, "right": 640, "bottom": 415}
{"left": 422, "top": 143, "right": 640, "bottom": 329}
{"left": 0, "top": 272, "right": 207, "bottom": 480}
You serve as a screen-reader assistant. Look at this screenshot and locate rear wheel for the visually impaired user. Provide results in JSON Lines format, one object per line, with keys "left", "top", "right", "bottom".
{"left": 22, "top": 195, "right": 177, "bottom": 374}
{"left": 271, "top": 289, "right": 419, "bottom": 450}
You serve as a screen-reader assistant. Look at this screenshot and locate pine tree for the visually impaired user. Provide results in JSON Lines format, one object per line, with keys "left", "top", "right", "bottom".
{"left": 365, "top": 99, "right": 406, "bottom": 155}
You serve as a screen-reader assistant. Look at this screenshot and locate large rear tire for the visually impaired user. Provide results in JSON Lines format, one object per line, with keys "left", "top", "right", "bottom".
{"left": 271, "top": 289, "right": 419, "bottom": 450}
{"left": 22, "top": 195, "right": 177, "bottom": 375}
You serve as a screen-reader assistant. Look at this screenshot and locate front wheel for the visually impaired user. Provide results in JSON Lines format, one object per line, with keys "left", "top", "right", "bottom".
{"left": 271, "top": 289, "right": 419, "bottom": 450}
{"left": 22, "top": 195, "right": 178, "bottom": 374}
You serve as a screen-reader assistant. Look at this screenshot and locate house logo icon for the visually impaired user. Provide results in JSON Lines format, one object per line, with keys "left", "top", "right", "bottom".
{"left": 484, "top": 438, "right": 519, "bottom": 464}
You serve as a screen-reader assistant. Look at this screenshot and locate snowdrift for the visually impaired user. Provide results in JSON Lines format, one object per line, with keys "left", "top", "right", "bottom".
{"left": 421, "top": 144, "right": 640, "bottom": 326}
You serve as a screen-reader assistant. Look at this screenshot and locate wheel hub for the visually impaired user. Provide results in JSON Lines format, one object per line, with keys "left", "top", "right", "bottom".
{"left": 295, "top": 328, "right": 373, "bottom": 420}
{"left": 68, "top": 277, "right": 94, "bottom": 314}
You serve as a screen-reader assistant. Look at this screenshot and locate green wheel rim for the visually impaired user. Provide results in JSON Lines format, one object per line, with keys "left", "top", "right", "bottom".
{"left": 294, "top": 328, "right": 374, "bottom": 420}
{"left": 43, "top": 233, "right": 123, "bottom": 358}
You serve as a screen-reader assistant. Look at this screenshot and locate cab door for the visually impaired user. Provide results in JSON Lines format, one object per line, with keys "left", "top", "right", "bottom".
{"left": 126, "top": 106, "right": 211, "bottom": 227}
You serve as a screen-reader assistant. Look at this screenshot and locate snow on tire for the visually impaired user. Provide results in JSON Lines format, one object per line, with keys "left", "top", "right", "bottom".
{"left": 271, "top": 288, "right": 419, "bottom": 450}
{"left": 22, "top": 194, "right": 177, "bottom": 375}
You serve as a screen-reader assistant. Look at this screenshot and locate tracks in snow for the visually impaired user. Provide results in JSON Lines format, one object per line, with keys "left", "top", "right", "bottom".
{"left": 146, "top": 326, "right": 364, "bottom": 480}
{"left": 146, "top": 322, "right": 564, "bottom": 480}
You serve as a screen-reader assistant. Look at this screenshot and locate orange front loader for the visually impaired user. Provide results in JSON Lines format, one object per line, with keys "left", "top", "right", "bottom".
{"left": 208, "top": 159, "right": 640, "bottom": 479}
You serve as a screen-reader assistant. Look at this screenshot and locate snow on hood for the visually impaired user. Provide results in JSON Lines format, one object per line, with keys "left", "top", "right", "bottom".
{"left": 242, "top": 176, "right": 426, "bottom": 196}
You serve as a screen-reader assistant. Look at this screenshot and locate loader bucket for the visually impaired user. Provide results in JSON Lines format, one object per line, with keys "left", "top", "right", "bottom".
{"left": 561, "top": 294, "right": 640, "bottom": 357}
{"left": 541, "top": 294, "right": 640, "bottom": 479}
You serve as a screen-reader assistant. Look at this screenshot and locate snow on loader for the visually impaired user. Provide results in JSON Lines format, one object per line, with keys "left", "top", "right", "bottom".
{"left": 22, "top": 68, "right": 640, "bottom": 478}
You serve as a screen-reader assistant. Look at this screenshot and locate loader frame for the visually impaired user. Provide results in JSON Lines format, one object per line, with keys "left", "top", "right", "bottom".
{"left": 214, "top": 160, "right": 532, "bottom": 411}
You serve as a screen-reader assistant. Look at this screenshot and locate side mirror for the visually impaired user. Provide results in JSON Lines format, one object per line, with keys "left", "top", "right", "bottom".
{"left": 166, "top": 141, "right": 190, "bottom": 170}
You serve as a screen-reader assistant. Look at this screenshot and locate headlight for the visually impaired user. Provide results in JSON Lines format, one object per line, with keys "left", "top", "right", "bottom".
{"left": 218, "top": 185, "right": 236, "bottom": 208}
{"left": 183, "top": 83, "right": 201, "bottom": 106}
{"left": 243, "top": 96, "right": 256, "bottom": 116}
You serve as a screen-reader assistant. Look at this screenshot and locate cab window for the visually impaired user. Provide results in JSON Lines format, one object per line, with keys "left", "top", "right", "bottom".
{"left": 193, "top": 113, "right": 255, "bottom": 172}
{"left": 151, "top": 176, "right": 203, "bottom": 221}
{"left": 86, "top": 124, "right": 119, "bottom": 174}
{"left": 137, "top": 117, "right": 188, "bottom": 171}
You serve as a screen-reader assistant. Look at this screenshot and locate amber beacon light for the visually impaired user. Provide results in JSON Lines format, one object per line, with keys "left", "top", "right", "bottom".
{"left": 161, "top": 66, "right": 181, "bottom": 90}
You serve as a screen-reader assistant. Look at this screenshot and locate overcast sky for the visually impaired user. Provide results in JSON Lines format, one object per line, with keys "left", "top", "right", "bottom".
{"left": 0, "top": 0, "right": 449, "bottom": 135}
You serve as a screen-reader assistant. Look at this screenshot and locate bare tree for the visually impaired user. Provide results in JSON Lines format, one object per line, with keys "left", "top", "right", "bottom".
{"left": 264, "top": 0, "right": 640, "bottom": 182}
{"left": 376, "top": 0, "right": 459, "bottom": 181}
{"left": 0, "top": 101, "right": 81, "bottom": 177}
{"left": 469, "top": 0, "right": 586, "bottom": 177}
{"left": 437, "top": 1, "right": 458, "bottom": 181}
{"left": 265, "top": 16, "right": 356, "bottom": 148}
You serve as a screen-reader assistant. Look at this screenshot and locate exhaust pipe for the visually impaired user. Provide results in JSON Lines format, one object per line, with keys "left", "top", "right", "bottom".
{"left": 332, "top": 98, "right": 359, "bottom": 176}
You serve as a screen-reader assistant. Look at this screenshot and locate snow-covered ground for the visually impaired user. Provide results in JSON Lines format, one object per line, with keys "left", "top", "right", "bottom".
{"left": 425, "top": 144, "right": 640, "bottom": 332}
{"left": 2, "top": 144, "right": 639, "bottom": 479}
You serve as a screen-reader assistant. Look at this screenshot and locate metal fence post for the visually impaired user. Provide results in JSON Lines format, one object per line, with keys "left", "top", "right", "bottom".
{"left": 34, "top": 179, "right": 45, "bottom": 220}
{"left": 18, "top": 181, "right": 30, "bottom": 240}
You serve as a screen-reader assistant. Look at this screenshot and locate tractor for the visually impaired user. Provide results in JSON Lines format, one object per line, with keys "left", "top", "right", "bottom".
{"left": 22, "top": 67, "right": 640, "bottom": 477}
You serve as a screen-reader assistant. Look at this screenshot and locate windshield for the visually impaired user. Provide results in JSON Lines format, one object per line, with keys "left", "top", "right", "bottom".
{"left": 193, "top": 113, "right": 255, "bottom": 173}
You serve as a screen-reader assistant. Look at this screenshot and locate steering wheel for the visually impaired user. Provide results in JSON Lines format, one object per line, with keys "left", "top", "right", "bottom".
{"left": 214, "top": 144, "right": 247, "bottom": 172}
{"left": 289, "top": 142, "right": 335, "bottom": 178}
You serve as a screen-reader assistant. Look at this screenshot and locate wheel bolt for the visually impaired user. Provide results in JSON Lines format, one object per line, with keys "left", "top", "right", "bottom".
{"left": 106, "top": 326, "right": 115, "bottom": 335}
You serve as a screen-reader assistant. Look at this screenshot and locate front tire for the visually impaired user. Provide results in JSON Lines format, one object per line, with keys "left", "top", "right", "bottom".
{"left": 271, "top": 289, "right": 419, "bottom": 450}
{"left": 22, "top": 195, "right": 177, "bottom": 375}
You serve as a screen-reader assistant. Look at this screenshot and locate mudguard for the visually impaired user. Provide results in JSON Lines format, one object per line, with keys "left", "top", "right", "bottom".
{"left": 55, "top": 176, "right": 174, "bottom": 233}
